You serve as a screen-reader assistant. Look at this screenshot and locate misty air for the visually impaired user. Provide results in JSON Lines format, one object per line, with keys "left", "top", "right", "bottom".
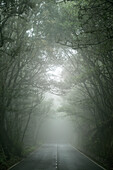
{"left": 0, "top": 0, "right": 113, "bottom": 170}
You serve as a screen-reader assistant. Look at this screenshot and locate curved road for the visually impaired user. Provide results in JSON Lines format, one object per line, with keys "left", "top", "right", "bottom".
{"left": 9, "top": 144, "right": 106, "bottom": 170}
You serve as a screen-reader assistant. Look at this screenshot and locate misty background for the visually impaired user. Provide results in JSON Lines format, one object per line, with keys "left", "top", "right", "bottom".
{"left": 0, "top": 0, "right": 113, "bottom": 169}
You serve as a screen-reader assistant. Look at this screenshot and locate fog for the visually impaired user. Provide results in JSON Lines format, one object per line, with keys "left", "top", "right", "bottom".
{"left": 30, "top": 92, "right": 75, "bottom": 145}
{"left": 38, "top": 117, "right": 75, "bottom": 144}
{"left": 1, "top": 0, "right": 112, "bottom": 169}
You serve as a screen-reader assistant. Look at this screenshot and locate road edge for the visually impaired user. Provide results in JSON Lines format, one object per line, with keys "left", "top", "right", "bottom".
{"left": 8, "top": 145, "right": 42, "bottom": 170}
{"left": 8, "top": 159, "right": 24, "bottom": 170}
{"left": 71, "top": 145, "right": 107, "bottom": 170}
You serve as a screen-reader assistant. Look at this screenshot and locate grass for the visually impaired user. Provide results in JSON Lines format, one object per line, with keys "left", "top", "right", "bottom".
{"left": 0, "top": 145, "right": 40, "bottom": 170}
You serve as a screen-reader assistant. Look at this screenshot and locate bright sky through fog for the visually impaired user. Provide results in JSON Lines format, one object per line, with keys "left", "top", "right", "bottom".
{"left": 47, "top": 66, "right": 63, "bottom": 82}
{"left": 53, "top": 67, "right": 62, "bottom": 76}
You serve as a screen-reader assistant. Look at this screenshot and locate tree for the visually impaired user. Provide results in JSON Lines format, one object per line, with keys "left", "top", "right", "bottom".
{"left": 0, "top": 0, "right": 55, "bottom": 168}
{"left": 52, "top": 0, "right": 113, "bottom": 168}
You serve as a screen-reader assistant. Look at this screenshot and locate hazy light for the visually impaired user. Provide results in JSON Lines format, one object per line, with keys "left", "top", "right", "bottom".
{"left": 45, "top": 92, "right": 63, "bottom": 113}
{"left": 53, "top": 67, "right": 62, "bottom": 76}
{"left": 26, "top": 28, "right": 35, "bottom": 37}
{"left": 47, "top": 66, "right": 63, "bottom": 82}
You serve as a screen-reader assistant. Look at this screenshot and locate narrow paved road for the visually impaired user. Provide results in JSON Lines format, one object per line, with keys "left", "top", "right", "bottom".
{"left": 10, "top": 144, "right": 105, "bottom": 170}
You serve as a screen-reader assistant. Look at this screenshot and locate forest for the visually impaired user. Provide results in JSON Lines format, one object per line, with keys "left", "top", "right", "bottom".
{"left": 0, "top": 0, "right": 113, "bottom": 169}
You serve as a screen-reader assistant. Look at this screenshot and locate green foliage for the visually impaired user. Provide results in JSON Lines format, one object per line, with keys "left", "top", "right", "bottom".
{"left": 22, "top": 146, "right": 37, "bottom": 157}
{"left": 0, "top": 0, "right": 54, "bottom": 169}
{"left": 0, "top": 0, "right": 113, "bottom": 169}
{"left": 55, "top": 0, "right": 113, "bottom": 168}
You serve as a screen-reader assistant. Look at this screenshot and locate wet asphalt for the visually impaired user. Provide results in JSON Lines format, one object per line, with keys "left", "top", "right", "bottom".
{"left": 10, "top": 144, "right": 105, "bottom": 170}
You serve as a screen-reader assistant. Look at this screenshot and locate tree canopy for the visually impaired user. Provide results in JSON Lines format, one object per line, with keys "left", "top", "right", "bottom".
{"left": 0, "top": 0, "right": 113, "bottom": 169}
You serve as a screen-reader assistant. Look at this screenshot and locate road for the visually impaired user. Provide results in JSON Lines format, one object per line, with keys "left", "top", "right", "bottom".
{"left": 10, "top": 144, "right": 105, "bottom": 170}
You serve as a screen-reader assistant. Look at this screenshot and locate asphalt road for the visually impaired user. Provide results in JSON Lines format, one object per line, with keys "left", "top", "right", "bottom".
{"left": 10, "top": 144, "right": 105, "bottom": 170}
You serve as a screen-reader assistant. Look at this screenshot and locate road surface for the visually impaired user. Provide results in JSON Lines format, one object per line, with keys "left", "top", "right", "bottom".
{"left": 10, "top": 144, "right": 105, "bottom": 170}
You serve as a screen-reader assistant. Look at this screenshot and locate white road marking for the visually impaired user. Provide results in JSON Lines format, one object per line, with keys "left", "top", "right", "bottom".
{"left": 8, "top": 159, "right": 24, "bottom": 170}
{"left": 56, "top": 144, "right": 58, "bottom": 169}
{"left": 71, "top": 145, "right": 106, "bottom": 170}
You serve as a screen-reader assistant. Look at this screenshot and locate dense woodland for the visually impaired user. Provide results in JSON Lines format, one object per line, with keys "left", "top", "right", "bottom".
{"left": 0, "top": 0, "right": 113, "bottom": 169}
